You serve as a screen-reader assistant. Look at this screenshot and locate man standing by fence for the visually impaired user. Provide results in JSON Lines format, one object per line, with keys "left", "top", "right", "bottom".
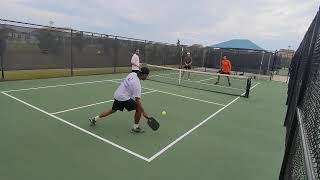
{"left": 131, "top": 48, "right": 141, "bottom": 73}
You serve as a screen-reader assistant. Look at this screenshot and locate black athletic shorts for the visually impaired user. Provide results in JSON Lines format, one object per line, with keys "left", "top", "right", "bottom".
{"left": 112, "top": 98, "right": 137, "bottom": 112}
{"left": 132, "top": 70, "right": 140, "bottom": 73}
{"left": 218, "top": 70, "right": 230, "bottom": 75}
{"left": 184, "top": 65, "right": 191, "bottom": 69}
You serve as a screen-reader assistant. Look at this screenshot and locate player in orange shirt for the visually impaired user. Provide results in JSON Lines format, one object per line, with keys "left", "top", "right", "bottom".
{"left": 215, "top": 56, "right": 231, "bottom": 86}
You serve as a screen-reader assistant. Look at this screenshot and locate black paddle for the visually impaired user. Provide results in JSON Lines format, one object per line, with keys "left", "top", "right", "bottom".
{"left": 147, "top": 117, "right": 160, "bottom": 131}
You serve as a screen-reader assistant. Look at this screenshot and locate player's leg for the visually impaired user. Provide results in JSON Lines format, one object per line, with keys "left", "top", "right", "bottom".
{"left": 215, "top": 75, "right": 220, "bottom": 84}
{"left": 89, "top": 100, "right": 121, "bottom": 125}
{"left": 182, "top": 66, "right": 186, "bottom": 78}
{"left": 187, "top": 66, "right": 191, "bottom": 80}
{"left": 124, "top": 99, "right": 144, "bottom": 133}
{"left": 227, "top": 76, "right": 231, "bottom": 86}
{"left": 134, "top": 106, "right": 142, "bottom": 126}
{"left": 99, "top": 109, "right": 116, "bottom": 118}
{"left": 89, "top": 109, "right": 116, "bottom": 125}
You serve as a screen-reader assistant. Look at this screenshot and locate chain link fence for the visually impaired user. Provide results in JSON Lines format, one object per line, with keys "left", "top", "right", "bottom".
{"left": 0, "top": 19, "right": 282, "bottom": 81}
{"left": 279, "top": 7, "right": 320, "bottom": 180}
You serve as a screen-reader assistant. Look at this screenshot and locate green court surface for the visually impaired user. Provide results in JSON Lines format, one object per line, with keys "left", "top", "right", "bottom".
{"left": 0, "top": 73, "right": 286, "bottom": 180}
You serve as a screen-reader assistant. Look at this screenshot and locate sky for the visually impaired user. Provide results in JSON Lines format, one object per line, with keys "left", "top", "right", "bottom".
{"left": 1, "top": 0, "right": 319, "bottom": 50}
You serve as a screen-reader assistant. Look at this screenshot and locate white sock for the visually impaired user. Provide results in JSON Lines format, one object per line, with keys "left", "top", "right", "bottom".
{"left": 94, "top": 116, "right": 100, "bottom": 120}
{"left": 133, "top": 123, "right": 139, "bottom": 129}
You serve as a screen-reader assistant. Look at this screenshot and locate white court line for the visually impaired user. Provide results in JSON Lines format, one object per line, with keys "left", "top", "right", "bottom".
{"left": 142, "top": 87, "right": 226, "bottom": 106}
{"left": 51, "top": 90, "right": 158, "bottom": 115}
{"left": 51, "top": 99, "right": 114, "bottom": 115}
{"left": 1, "top": 91, "right": 150, "bottom": 162}
{"left": 2, "top": 78, "right": 124, "bottom": 93}
{"left": 1, "top": 79, "right": 260, "bottom": 162}
{"left": 147, "top": 82, "right": 260, "bottom": 161}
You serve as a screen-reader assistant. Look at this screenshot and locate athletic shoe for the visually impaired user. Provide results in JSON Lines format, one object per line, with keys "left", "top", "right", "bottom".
{"left": 131, "top": 127, "right": 145, "bottom": 133}
{"left": 89, "top": 117, "right": 96, "bottom": 125}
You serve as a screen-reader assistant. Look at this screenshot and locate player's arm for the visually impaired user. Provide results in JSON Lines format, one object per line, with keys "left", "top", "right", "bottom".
{"left": 135, "top": 97, "right": 149, "bottom": 118}
{"left": 228, "top": 61, "right": 232, "bottom": 71}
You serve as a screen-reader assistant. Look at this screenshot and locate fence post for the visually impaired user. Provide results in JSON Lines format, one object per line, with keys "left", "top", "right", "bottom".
{"left": 113, "top": 37, "right": 118, "bottom": 73}
{"left": 70, "top": 29, "right": 74, "bottom": 76}
{"left": 144, "top": 40, "right": 147, "bottom": 64}
{"left": 0, "top": 55, "right": 4, "bottom": 80}
{"left": 0, "top": 19, "right": 4, "bottom": 80}
{"left": 201, "top": 48, "right": 206, "bottom": 71}
{"left": 267, "top": 52, "right": 272, "bottom": 76}
{"left": 259, "top": 51, "right": 265, "bottom": 75}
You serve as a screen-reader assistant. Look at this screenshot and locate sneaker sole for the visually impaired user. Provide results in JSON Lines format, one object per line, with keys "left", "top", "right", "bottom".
{"left": 130, "top": 129, "right": 145, "bottom": 133}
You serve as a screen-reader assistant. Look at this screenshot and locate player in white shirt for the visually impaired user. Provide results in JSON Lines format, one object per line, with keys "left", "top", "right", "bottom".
{"left": 131, "top": 48, "right": 141, "bottom": 73}
{"left": 89, "top": 67, "right": 150, "bottom": 133}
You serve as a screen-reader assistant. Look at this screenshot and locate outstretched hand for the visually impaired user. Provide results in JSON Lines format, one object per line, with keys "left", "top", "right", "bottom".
{"left": 143, "top": 112, "right": 149, "bottom": 119}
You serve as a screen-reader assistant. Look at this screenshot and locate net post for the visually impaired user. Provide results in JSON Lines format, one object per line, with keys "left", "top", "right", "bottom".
{"left": 245, "top": 77, "right": 252, "bottom": 98}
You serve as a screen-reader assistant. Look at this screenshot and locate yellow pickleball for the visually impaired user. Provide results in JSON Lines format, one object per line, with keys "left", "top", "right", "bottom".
{"left": 161, "top": 111, "right": 167, "bottom": 116}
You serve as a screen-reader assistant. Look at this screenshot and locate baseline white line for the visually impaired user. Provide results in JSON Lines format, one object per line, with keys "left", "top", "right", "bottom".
{"left": 1, "top": 92, "right": 150, "bottom": 162}
{"left": 142, "top": 87, "right": 226, "bottom": 106}
{"left": 147, "top": 82, "right": 260, "bottom": 161}
{"left": 2, "top": 78, "right": 124, "bottom": 93}
{"left": 51, "top": 90, "right": 158, "bottom": 115}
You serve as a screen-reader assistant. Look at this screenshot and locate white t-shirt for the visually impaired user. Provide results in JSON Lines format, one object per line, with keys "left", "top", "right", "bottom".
{"left": 131, "top": 54, "right": 140, "bottom": 70}
{"left": 114, "top": 72, "right": 141, "bottom": 101}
